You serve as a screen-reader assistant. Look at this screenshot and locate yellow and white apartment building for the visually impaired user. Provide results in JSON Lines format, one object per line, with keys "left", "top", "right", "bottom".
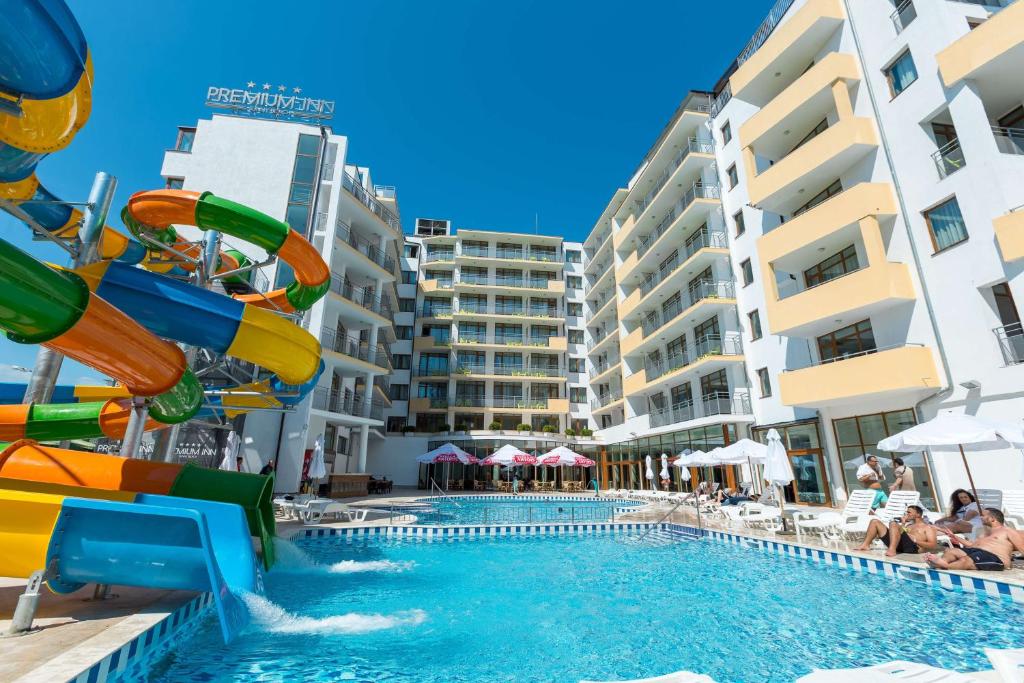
{"left": 584, "top": 0, "right": 1024, "bottom": 509}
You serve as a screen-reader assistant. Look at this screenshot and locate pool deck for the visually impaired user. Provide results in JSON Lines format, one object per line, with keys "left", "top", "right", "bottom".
{"left": 1, "top": 488, "right": 1018, "bottom": 682}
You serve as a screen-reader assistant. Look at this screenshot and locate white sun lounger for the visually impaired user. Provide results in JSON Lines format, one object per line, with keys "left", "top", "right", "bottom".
{"left": 302, "top": 500, "right": 370, "bottom": 525}
{"left": 1003, "top": 490, "right": 1024, "bottom": 529}
{"left": 796, "top": 659, "right": 987, "bottom": 682}
{"left": 580, "top": 671, "right": 716, "bottom": 683}
{"left": 986, "top": 647, "right": 1024, "bottom": 683}
{"left": 794, "top": 489, "right": 876, "bottom": 541}
{"left": 841, "top": 490, "right": 921, "bottom": 537}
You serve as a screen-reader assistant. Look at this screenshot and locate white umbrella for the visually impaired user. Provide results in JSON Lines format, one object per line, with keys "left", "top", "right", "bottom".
{"left": 672, "top": 449, "right": 694, "bottom": 483}
{"left": 416, "top": 442, "right": 478, "bottom": 464}
{"left": 308, "top": 434, "right": 327, "bottom": 481}
{"left": 219, "top": 430, "right": 240, "bottom": 471}
{"left": 764, "top": 428, "right": 794, "bottom": 527}
{"left": 644, "top": 454, "right": 654, "bottom": 489}
{"left": 877, "top": 412, "right": 1024, "bottom": 509}
{"left": 714, "top": 438, "right": 768, "bottom": 494}
{"left": 659, "top": 453, "right": 670, "bottom": 481}
{"left": 481, "top": 444, "right": 537, "bottom": 466}
{"left": 536, "top": 445, "right": 594, "bottom": 467}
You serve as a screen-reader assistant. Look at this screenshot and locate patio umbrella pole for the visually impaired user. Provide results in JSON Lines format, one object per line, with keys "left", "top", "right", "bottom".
{"left": 958, "top": 444, "right": 983, "bottom": 514}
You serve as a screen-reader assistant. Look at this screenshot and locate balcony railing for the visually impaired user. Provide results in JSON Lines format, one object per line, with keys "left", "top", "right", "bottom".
{"left": 415, "top": 363, "right": 451, "bottom": 377}
{"left": 995, "top": 322, "right": 1024, "bottom": 365}
{"left": 312, "top": 387, "right": 384, "bottom": 421}
{"left": 587, "top": 329, "right": 616, "bottom": 350}
{"left": 456, "top": 275, "right": 555, "bottom": 289}
{"left": 636, "top": 183, "right": 723, "bottom": 259}
{"left": 320, "top": 327, "right": 391, "bottom": 370}
{"left": 329, "top": 276, "right": 393, "bottom": 318}
{"left": 337, "top": 223, "right": 395, "bottom": 272}
{"left": 890, "top": 0, "right": 917, "bottom": 32}
{"left": 492, "top": 365, "right": 561, "bottom": 377}
{"left": 423, "top": 277, "right": 454, "bottom": 289}
{"left": 424, "top": 251, "right": 455, "bottom": 263}
{"left": 419, "top": 333, "right": 452, "bottom": 347}
{"left": 993, "top": 126, "right": 1024, "bottom": 155}
{"left": 420, "top": 305, "right": 453, "bottom": 318}
{"left": 639, "top": 229, "right": 728, "bottom": 297}
{"left": 735, "top": 0, "right": 796, "bottom": 65}
{"left": 640, "top": 280, "right": 735, "bottom": 337}
{"left": 461, "top": 246, "right": 490, "bottom": 257}
{"left": 591, "top": 358, "right": 619, "bottom": 377}
{"left": 633, "top": 139, "right": 716, "bottom": 220}
{"left": 492, "top": 397, "right": 556, "bottom": 409}
{"left": 424, "top": 397, "right": 450, "bottom": 409}
{"left": 590, "top": 390, "right": 623, "bottom": 411}
{"left": 453, "top": 363, "right": 486, "bottom": 375}
{"left": 649, "top": 392, "right": 753, "bottom": 428}
{"left": 932, "top": 138, "right": 966, "bottom": 179}
{"left": 451, "top": 396, "right": 486, "bottom": 408}
{"left": 644, "top": 334, "right": 743, "bottom": 382}
{"left": 785, "top": 343, "right": 924, "bottom": 372}
{"left": 341, "top": 171, "right": 401, "bottom": 231}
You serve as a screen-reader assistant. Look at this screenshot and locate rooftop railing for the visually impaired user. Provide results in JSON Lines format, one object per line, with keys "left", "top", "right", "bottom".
{"left": 342, "top": 171, "right": 401, "bottom": 232}
{"left": 640, "top": 280, "right": 735, "bottom": 337}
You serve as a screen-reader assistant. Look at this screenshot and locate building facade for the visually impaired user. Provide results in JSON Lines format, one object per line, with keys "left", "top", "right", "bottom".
{"left": 161, "top": 114, "right": 402, "bottom": 492}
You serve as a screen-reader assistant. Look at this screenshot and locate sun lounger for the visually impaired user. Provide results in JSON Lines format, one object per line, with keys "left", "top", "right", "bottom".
{"left": 985, "top": 647, "right": 1024, "bottom": 683}
{"left": 840, "top": 490, "right": 921, "bottom": 537}
{"left": 302, "top": 500, "right": 370, "bottom": 524}
{"left": 580, "top": 671, "right": 716, "bottom": 683}
{"left": 794, "top": 489, "right": 876, "bottom": 541}
{"left": 1003, "top": 490, "right": 1024, "bottom": 529}
{"left": 796, "top": 659, "right": 987, "bottom": 682}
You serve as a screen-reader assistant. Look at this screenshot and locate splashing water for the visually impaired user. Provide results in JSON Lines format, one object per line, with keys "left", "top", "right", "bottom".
{"left": 241, "top": 593, "right": 427, "bottom": 635}
{"left": 272, "top": 538, "right": 414, "bottom": 574}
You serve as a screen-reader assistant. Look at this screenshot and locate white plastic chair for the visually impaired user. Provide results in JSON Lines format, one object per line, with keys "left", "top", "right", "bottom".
{"left": 794, "top": 489, "right": 875, "bottom": 541}
{"left": 842, "top": 490, "right": 921, "bottom": 537}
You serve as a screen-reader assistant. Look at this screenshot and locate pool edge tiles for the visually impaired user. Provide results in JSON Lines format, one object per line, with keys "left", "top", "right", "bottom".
{"left": 16, "top": 592, "right": 213, "bottom": 683}
{"left": 297, "top": 521, "right": 655, "bottom": 540}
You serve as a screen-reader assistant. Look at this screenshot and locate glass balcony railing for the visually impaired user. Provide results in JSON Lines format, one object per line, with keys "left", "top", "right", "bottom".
{"left": 423, "top": 277, "right": 454, "bottom": 289}
{"left": 495, "top": 248, "right": 524, "bottom": 260}
{"left": 492, "top": 397, "right": 555, "bottom": 410}
{"left": 994, "top": 322, "right": 1024, "bottom": 365}
{"left": 452, "top": 396, "right": 486, "bottom": 408}
{"left": 312, "top": 387, "right": 384, "bottom": 420}
{"left": 993, "top": 126, "right": 1024, "bottom": 155}
{"left": 890, "top": 0, "right": 917, "bottom": 32}
{"left": 640, "top": 280, "right": 735, "bottom": 338}
{"left": 329, "top": 276, "right": 393, "bottom": 318}
{"left": 587, "top": 329, "right": 616, "bottom": 350}
{"left": 453, "top": 363, "right": 486, "bottom": 375}
{"left": 639, "top": 229, "right": 728, "bottom": 298}
{"left": 420, "top": 305, "right": 453, "bottom": 318}
{"left": 632, "top": 138, "right": 716, "bottom": 221}
{"left": 636, "top": 183, "right": 723, "bottom": 259}
{"left": 649, "top": 392, "right": 752, "bottom": 428}
{"left": 320, "top": 327, "right": 391, "bottom": 371}
{"left": 341, "top": 171, "right": 401, "bottom": 232}
{"left": 461, "top": 246, "right": 490, "bottom": 257}
{"left": 932, "top": 138, "right": 966, "bottom": 179}
{"left": 643, "top": 334, "right": 743, "bottom": 382}
{"left": 424, "top": 251, "right": 455, "bottom": 263}
{"left": 590, "top": 390, "right": 623, "bottom": 411}
{"left": 336, "top": 223, "right": 395, "bottom": 272}
{"left": 456, "top": 275, "right": 554, "bottom": 289}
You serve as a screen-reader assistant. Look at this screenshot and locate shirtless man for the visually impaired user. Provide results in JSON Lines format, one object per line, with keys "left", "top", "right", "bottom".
{"left": 924, "top": 508, "right": 1024, "bottom": 571}
{"left": 854, "top": 505, "right": 938, "bottom": 557}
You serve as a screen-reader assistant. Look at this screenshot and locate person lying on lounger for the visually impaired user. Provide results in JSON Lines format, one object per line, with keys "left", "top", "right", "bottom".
{"left": 854, "top": 505, "right": 938, "bottom": 557}
{"left": 923, "top": 508, "right": 1024, "bottom": 572}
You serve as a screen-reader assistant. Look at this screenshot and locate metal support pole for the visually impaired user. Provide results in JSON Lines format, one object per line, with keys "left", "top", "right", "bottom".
{"left": 4, "top": 570, "right": 44, "bottom": 637}
{"left": 119, "top": 396, "right": 149, "bottom": 458}
{"left": 23, "top": 172, "right": 116, "bottom": 404}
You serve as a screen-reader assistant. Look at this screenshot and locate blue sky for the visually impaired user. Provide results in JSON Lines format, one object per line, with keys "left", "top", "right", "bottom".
{"left": 1, "top": 0, "right": 771, "bottom": 384}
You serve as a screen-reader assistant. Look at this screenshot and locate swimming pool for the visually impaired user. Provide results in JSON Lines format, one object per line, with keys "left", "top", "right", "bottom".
{"left": 413, "top": 495, "right": 643, "bottom": 525}
{"left": 141, "top": 528, "right": 1024, "bottom": 682}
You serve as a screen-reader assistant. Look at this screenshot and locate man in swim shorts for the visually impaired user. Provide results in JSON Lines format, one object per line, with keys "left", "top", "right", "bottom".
{"left": 924, "top": 508, "right": 1024, "bottom": 572}
{"left": 854, "top": 505, "right": 938, "bottom": 557}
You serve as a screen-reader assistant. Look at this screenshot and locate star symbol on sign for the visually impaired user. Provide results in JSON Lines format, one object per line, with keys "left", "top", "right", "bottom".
{"left": 277, "top": 85, "right": 286, "bottom": 91}
{"left": 247, "top": 81, "right": 255, "bottom": 88}
{"left": 293, "top": 87, "right": 302, "bottom": 94}
{"left": 262, "top": 83, "right": 271, "bottom": 90}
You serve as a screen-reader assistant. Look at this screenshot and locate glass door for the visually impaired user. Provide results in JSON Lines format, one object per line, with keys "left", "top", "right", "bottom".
{"left": 786, "top": 450, "right": 831, "bottom": 506}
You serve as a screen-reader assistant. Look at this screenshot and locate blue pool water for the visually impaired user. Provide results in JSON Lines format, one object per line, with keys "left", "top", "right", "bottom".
{"left": 141, "top": 531, "right": 1024, "bottom": 682}
{"left": 414, "top": 495, "right": 642, "bottom": 525}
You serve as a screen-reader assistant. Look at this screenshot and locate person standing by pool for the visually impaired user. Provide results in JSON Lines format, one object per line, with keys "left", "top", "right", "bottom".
{"left": 889, "top": 456, "right": 915, "bottom": 493}
{"left": 856, "top": 454, "right": 887, "bottom": 509}
{"left": 924, "top": 509, "right": 1024, "bottom": 571}
{"left": 512, "top": 475, "right": 520, "bottom": 496}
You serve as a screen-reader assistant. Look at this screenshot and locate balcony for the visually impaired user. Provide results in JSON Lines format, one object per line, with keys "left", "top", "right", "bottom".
{"left": 419, "top": 278, "right": 454, "bottom": 294}
{"left": 994, "top": 207, "right": 1024, "bottom": 262}
{"left": 490, "top": 397, "right": 569, "bottom": 412}
{"left": 410, "top": 396, "right": 450, "bottom": 412}
{"left": 730, "top": 0, "right": 846, "bottom": 106}
{"left": 312, "top": 387, "right": 384, "bottom": 421}
{"left": 937, "top": 0, "right": 1024, "bottom": 88}
{"left": 649, "top": 392, "right": 753, "bottom": 428}
{"left": 329, "top": 276, "right": 393, "bottom": 319}
{"left": 453, "top": 333, "right": 566, "bottom": 350}
{"left": 590, "top": 390, "right": 623, "bottom": 412}
{"left": 451, "top": 396, "right": 486, "bottom": 409}
{"left": 738, "top": 52, "right": 860, "bottom": 157}
{"left": 456, "top": 246, "right": 562, "bottom": 265}
{"left": 587, "top": 328, "right": 619, "bottom": 354}
{"left": 420, "top": 304, "right": 454, "bottom": 319}
{"left": 746, "top": 117, "right": 878, "bottom": 215}
{"left": 336, "top": 223, "right": 396, "bottom": 275}
{"left": 638, "top": 281, "right": 736, "bottom": 339}
{"left": 631, "top": 138, "right": 715, "bottom": 220}
{"left": 423, "top": 251, "right": 455, "bottom": 263}
{"left": 932, "top": 139, "right": 966, "bottom": 179}
{"left": 625, "top": 335, "right": 744, "bottom": 396}
{"left": 590, "top": 359, "right": 621, "bottom": 384}
{"left": 993, "top": 126, "right": 1024, "bottom": 156}
{"left": 413, "top": 363, "right": 451, "bottom": 378}
{"left": 413, "top": 334, "right": 452, "bottom": 351}
{"left": 626, "top": 230, "right": 729, "bottom": 316}
{"left": 341, "top": 171, "right": 401, "bottom": 233}
{"left": 779, "top": 344, "right": 941, "bottom": 408}
{"left": 994, "top": 322, "right": 1024, "bottom": 365}
{"left": 455, "top": 275, "right": 565, "bottom": 294}
{"left": 321, "top": 327, "right": 391, "bottom": 371}
{"left": 453, "top": 303, "right": 560, "bottom": 321}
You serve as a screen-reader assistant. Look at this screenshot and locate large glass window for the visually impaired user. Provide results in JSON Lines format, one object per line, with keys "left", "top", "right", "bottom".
{"left": 417, "top": 353, "right": 449, "bottom": 376}
{"left": 793, "top": 180, "right": 842, "bottom": 218}
{"left": 816, "top": 319, "right": 875, "bottom": 362}
{"left": 924, "top": 196, "right": 969, "bottom": 252}
{"left": 803, "top": 245, "right": 860, "bottom": 288}
{"left": 884, "top": 50, "right": 918, "bottom": 98}
{"left": 175, "top": 127, "right": 195, "bottom": 152}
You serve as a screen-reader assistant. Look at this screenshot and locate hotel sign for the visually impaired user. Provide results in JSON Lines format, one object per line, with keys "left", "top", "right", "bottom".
{"left": 205, "top": 82, "right": 335, "bottom": 122}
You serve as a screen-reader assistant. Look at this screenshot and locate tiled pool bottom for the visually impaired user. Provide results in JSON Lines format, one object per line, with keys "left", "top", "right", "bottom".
{"left": 128, "top": 526, "right": 1024, "bottom": 683}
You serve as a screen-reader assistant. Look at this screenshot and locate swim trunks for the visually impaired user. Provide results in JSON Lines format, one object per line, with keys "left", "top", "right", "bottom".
{"left": 964, "top": 547, "right": 1005, "bottom": 571}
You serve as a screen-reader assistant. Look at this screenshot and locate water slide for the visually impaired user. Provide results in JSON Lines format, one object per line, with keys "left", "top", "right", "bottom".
{"left": 0, "top": 477, "right": 259, "bottom": 643}
{"left": 0, "top": 440, "right": 278, "bottom": 568}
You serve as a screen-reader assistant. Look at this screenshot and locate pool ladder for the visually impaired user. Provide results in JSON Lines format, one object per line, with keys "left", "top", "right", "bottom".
{"left": 430, "top": 478, "right": 462, "bottom": 508}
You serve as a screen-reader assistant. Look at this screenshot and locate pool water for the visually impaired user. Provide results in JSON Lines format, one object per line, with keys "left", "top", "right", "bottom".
{"left": 141, "top": 531, "right": 1024, "bottom": 682}
{"left": 415, "top": 495, "right": 642, "bottom": 525}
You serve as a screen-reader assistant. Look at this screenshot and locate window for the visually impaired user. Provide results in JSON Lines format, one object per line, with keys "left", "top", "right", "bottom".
{"left": 967, "top": 18, "right": 985, "bottom": 30}
{"left": 389, "top": 384, "right": 410, "bottom": 401}
{"left": 417, "top": 382, "right": 447, "bottom": 399}
{"left": 570, "top": 387, "right": 587, "bottom": 404}
{"left": 284, "top": 134, "right": 320, "bottom": 237}
{"left": 757, "top": 368, "right": 772, "bottom": 397}
{"left": 793, "top": 180, "right": 842, "bottom": 218}
{"left": 416, "top": 218, "right": 448, "bottom": 236}
{"left": 694, "top": 315, "right": 720, "bottom": 344}
{"left": 816, "top": 320, "right": 876, "bottom": 362}
{"left": 399, "top": 298, "right": 416, "bottom": 313}
{"left": 671, "top": 382, "right": 692, "bottom": 406}
{"left": 404, "top": 243, "right": 419, "bottom": 258}
{"left": 892, "top": 0, "right": 916, "bottom": 32}
{"left": 386, "top": 416, "right": 406, "bottom": 433}
{"left": 567, "top": 302, "right": 583, "bottom": 317}
{"left": 804, "top": 245, "right": 860, "bottom": 288}
{"left": 740, "top": 259, "right": 753, "bottom": 287}
{"left": 720, "top": 121, "right": 732, "bottom": 145}
{"left": 699, "top": 368, "right": 729, "bottom": 399}
{"left": 175, "top": 127, "right": 195, "bottom": 153}
{"left": 401, "top": 270, "right": 417, "bottom": 284}
{"left": 165, "top": 177, "right": 184, "bottom": 190}
{"left": 884, "top": 50, "right": 918, "bottom": 98}
{"left": 924, "top": 196, "right": 969, "bottom": 252}
{"left": 568, "top": 329, "right": 584, "bottom": 345}
{"left": 567, "top": 275, "right": 583, "bottom": 290}
{"left": 748, "top": 310, "right": 762, "bottom": 340}
{"left": 396, "top": 325, "right": 413, "bottom": 340}
{"left": 565, "top": 250, "right": 582, "bottom": 263}
{"left": 788, "top": 118, "right": 828, "bottom": 155}
{"left": 392, "top": 354, "right": 410, "bottom": 370}
{"left": 733, "top": 210, "right": 745, "bottom": 237}
{"left": 569, "top": 357, "right": 584, "bottom": 373}
{"left": 726, "top": 164, "right": 739, "bottom": 190}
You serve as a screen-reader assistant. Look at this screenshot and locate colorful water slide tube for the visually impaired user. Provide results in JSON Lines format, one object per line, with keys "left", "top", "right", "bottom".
{"left": 0, "top": 440, "right": 278, "bottom": 568}
{"left": 0, "top": 478, "right": 259, "bottom": 643}
{"left": 123, "top": 189, "right": 331, "bottom": 313}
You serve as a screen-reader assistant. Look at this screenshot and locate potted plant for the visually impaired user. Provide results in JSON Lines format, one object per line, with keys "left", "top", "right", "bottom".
{"left": 580, "top": 428, "right": 593, "bottom": 438}
{"left": 489, "top": 420, "right": 502, "bottom": 431}
{"left": 439, "top": 423, "right": 451, "bottom": 433}
{"left": 541, "top": 425, "right": 556, "bottom": 434}
{"left": 564, "top": 428, "right": 576, "bottom": 437}
{"left": 516, "top": 423, "right": 531, "bottom": 433}
{"left": 454, "top": 422, "right": 468, "bottom": 434}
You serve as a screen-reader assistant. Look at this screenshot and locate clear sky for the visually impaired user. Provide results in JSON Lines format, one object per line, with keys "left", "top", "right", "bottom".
{"left": 0, "top": 0, "right": 772, "bottom": 384}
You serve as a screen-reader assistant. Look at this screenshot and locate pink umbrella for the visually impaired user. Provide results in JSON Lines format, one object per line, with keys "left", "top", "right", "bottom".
{"left": 481, "top": 444, "right": 538, "bottom": 466}
{"left": 416, "top": 443, "right": 478, "bottom": 464}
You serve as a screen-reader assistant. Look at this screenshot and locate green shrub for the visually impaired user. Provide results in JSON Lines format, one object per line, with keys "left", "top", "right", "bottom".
{"left": 440, "top": 423, "right": 451, "bottom": 432}
{"left": 564, "top": 428, "right": 576, "bottom": 437}
{"left": 516, "top": 423, "right": 531, "bottom": 432}
{"left": 541, "top": 425, "right": 556, "bottom": 433}
{"left": 580, "top": 428, "right": 593, "bottom": 436}
{"left": 489, "top": 421, "right": 502, "bottom": 430}
{"left": 454, "top": 423, "right": 467, "bottom": 431}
